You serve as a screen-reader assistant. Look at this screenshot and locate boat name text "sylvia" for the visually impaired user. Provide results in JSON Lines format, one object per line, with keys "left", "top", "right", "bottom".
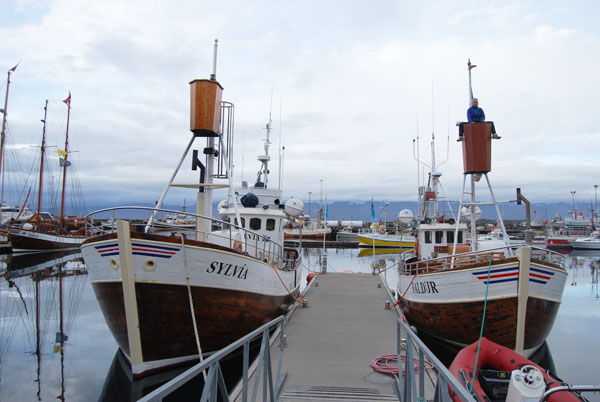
{"left": 207, "top": 261, "right": 248, "bottom": 280}
{"left": 411, "top": 281, "right": 439, "bottom": 294}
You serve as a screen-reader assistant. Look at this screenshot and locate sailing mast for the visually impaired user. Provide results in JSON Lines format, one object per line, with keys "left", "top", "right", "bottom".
{"left": 35, "top": 101, "right": 49, "bottom": 224}
{"left": 59, "top": 92, "right": 71, "bottom": 232}
{"left": 0, "top": 64, "right": 19, "bottom": 221}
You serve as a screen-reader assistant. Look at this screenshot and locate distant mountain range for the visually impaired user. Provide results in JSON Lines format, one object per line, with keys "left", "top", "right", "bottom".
{"left": 80, "top": 200, "right": 597, "bottom": 223}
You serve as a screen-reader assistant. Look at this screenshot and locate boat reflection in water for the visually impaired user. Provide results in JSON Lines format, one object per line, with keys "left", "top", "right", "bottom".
{"left": 1, "top": 250, "right": 86, "bottom": 401}
{"left": 98, "top": 338, "right": 263, "bottom": 402}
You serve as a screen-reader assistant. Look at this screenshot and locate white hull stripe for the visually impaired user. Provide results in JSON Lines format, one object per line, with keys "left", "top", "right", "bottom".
{"left": 471, "top": 265, "right": 555, "bottom": 285}
{"left": 94, "top": 242, "right": 180, "bottom": 258}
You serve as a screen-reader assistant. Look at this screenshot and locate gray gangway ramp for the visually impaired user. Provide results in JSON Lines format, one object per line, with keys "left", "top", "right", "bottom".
{"left": 235, "top": 272, "right": 436, "bottom": 402}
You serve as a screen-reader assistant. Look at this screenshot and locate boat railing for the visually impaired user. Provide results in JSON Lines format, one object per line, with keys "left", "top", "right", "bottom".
{"left": 137, "top": 315, "right": 287, "bottom": 402}
{"left": 400, "top": 245, "right": 566, "bottom": 275}
{"left": 395, "top": 316, "right": 476, "bottom": 402}
{"left": 83, "top": 206, "right": 290, "bottom": 271}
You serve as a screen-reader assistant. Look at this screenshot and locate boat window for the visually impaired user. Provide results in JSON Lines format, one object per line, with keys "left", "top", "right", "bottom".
{"left": 457, "top": 230, "right": 464, "bottom": 243}
{"left": 235, "top": 217, "right": 245, "bottom": 228}
{"left": 266, "top": 218, "right": 275, "bottom": 231}
{"left": 435, "top": 231, "right": 444, "bottom": 244}
{"left": 250, "top": 218, "right": 261, "bottom": 230}
{"left": 424, "top": 231, "right": 432, "bottom": 244}
{"left": 447, "top": 231, "right": 454, "bottom": 243}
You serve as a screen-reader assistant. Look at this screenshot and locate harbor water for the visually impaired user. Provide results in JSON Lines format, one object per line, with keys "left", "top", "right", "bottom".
{"left": 1, "top": 247, "right": 598, "bottom": 401}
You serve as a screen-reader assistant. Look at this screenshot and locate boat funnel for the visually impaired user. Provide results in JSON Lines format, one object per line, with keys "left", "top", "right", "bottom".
{"left": 189, "top": 79, "right": 224, "bottom": 137}
{"left": 461, "top": 122, "right": 492, "bottom": 174}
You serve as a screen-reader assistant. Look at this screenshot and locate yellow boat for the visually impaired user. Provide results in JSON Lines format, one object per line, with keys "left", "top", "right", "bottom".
{"left": 357, "top": 232, "right": 415, "bottom": 249}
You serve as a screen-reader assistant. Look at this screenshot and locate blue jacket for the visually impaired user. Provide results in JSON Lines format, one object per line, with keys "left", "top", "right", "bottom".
{"left": 467, "top": 106, "right": 485, "bottom": 122}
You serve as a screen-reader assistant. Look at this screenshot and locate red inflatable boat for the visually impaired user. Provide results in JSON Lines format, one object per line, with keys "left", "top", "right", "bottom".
{"left": 449, "top": 337, "right": 584, "bottom": 402}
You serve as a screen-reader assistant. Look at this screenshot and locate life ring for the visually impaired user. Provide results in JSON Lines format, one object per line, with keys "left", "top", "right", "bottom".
{"left": 448, "top": 218, "right": 456, "bottom": 225}
{"left": 233, "top": 240, "right": 243, "bottom": 252}
{"left": 379, "top": 228, "right": 385, "bottom": 234}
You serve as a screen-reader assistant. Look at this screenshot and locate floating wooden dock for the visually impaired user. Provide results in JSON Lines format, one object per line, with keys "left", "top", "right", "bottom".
{"left": 235, "top": 273, "right": 437, "bottom": 401}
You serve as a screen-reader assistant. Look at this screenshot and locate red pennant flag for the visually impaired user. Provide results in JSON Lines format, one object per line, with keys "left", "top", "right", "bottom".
{"left": 9, "top": 63, "right": 18, "bottom": 73}
{"left": 63, "top": 91, "right": 71, "bottom": 108}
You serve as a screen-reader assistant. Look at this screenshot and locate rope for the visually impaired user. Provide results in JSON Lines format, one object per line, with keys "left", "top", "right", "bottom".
{"left": 371, "top": 260, "right": 400, "bottom": 275}
{"left": 370, "top": 354, "right": 434, "bottom": 375}
{"left": 469, "top": 259, "right": 492, "bottom": 394}
{"left": 180, "top": 235, "right": 207, "bottom": 380}
{"left": 270, "top": 257, "right": 308, "bottom": 305}
{"left": 385, "top": 273, "right": 417, "bottom": 310}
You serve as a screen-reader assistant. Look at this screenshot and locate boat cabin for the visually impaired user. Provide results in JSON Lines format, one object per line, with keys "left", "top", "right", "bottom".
{"left": 417, "top": 222, "right": 469, "bottom": 260}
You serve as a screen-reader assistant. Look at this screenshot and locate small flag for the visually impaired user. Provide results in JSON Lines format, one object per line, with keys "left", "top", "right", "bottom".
{"left": 63, "top": 91, "right": 71, "bottom": 108}
{"left": 58, "top": 148, "right": 67, "bottom": 157}
{"left": 370, "top": 197, "right": 375, "bottom": 221}
{"left": 59, "top": 157, "right": 71, "bottom": 167}
{"left": 325, "top": 203, "right": 329, "bottom": 221}
{"left": 9, "top": 63, "right": 19, "bottom": 73}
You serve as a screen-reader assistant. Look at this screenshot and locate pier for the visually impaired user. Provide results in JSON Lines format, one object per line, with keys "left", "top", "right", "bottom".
{"left": 234, "top": 273, "right": 437, "bottom": 401}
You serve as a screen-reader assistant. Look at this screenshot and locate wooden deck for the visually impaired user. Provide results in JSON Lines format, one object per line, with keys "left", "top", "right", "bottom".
{"left": 234, "top": 272, "right": 437, "bottom": 401}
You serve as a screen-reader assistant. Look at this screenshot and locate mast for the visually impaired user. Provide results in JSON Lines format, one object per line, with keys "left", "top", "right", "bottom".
{"left": 36, "top": 101, "right": 49, "bottom": 223}
{"left": 467, "top": 58, "right": 476, "bottom": 102}
{"left": 0, "top": 64, "right": 18, "bottom": 220}
{"left": 59, "top": 92, "right": 71, "bottom": 231}
{"left": 0, "top": 64, "right": 18, "bottom": 189}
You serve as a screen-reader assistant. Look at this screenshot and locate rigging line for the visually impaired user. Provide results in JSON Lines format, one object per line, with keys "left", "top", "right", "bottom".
{"left": 179, "top": 234, "right": 207, "bottom": 381}
{"left": 469, "top": 259, "right": 492, "bottom": 394}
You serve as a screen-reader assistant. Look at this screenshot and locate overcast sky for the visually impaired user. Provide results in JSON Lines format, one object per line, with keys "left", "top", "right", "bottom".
{"left": 1, "top": 0, "right": 599, "bottom": 212}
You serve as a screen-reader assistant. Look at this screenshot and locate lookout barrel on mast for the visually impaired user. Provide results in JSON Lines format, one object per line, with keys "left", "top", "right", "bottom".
{"left": 461, "top": 122, "right": 492, "bottom": 174}
{"left": 189, "top": 79, "right": 223, "bottom": 137}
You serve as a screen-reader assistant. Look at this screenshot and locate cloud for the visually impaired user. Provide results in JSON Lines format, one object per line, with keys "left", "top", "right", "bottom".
{"left": 0, "top": 0, "right": 599, "bottom": 215}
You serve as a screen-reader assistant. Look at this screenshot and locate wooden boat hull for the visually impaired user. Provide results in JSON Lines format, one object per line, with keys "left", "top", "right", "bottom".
{"left": 9, "top": 228, "right": 85, "bottom": 251}
{"left": 81, "top": 231, "right": 300, "bottom": 376}
{"left": 358, "top": 233, "right": 415, "bottom": 249}
{"left": 397, "top": 256, "right": 567, "bottom": 355}
{"left": 92, "top": 281, "right": 294, "bottom": 367}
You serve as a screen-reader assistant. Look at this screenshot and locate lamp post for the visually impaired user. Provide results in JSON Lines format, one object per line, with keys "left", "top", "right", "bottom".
{"left": 308, "top": 192, "right": 312, "bottom": 217}
{"left": 571, "top": 190, "right": 576, "bottom": 219}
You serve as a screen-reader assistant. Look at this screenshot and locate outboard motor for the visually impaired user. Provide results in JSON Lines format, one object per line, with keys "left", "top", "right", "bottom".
{"left": 506, "top": 365, "right": 545, "bottom": 402}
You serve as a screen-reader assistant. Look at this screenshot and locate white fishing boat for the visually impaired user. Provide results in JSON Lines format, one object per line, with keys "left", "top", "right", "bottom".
{"left": 80, "top": 43, "right": 303, "bottom": 377}
{"left": 395, "top": 61, "right": 568, "bottom": 357}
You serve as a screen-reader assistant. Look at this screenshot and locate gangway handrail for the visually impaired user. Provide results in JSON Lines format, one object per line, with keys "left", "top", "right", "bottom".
{"left": 137, "top": 315, "right": 286, "bottom": 402}
{"left": 396, "top": 317, "right": 476, "bottom": 402}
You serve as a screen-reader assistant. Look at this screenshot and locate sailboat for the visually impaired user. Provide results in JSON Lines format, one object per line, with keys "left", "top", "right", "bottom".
{"left": 80, "top": 42, "right": 303, "bottom": 377}
{"left": 395, "top": 61, "right": 568, "bottom": 357}
{"left": 8, "top": 94, "right": 87, "bottom": 251}
{"left": 0, "top": 64, "right": 34, "bottom": 253}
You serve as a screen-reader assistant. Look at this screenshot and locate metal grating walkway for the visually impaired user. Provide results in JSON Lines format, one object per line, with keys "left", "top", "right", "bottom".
{"left": 279, "top": 385, "right": 398, "bottom": 401}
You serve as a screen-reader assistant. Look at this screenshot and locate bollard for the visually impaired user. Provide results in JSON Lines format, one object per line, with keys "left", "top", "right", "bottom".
{"left": 315, "top": 281, "right": 319, "bottom": 287}
{"left": 385, "top": 301, "right": 390, "bottom": 308}
{"left": 302, "top": 300, "right": 309, "bottom": 308}
{"left": 377, "top": 282, "right": 382, "bottom": 288}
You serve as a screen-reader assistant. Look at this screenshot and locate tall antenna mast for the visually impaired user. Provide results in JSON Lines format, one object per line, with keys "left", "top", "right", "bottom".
{"left": 210, "top": 39, "right": 219, "bottom": 81}
{"left": 468, "top": 58, "right": 476, "bottom": 102}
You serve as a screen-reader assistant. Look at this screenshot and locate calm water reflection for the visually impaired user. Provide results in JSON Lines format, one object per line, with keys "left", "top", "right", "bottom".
{"left": 1, "top": 247, "right": 598, "bottom": 400}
